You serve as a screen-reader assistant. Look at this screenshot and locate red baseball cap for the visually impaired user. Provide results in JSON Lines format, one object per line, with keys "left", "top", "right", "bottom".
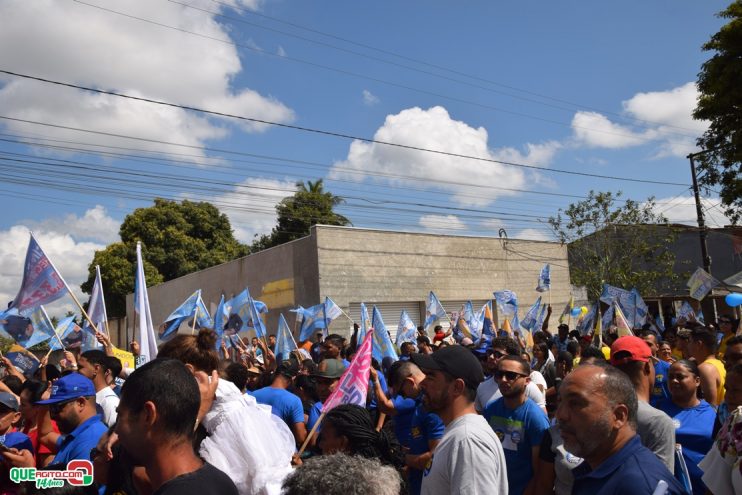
{"left": 610, "top": 336, "right": 651, "bottom": 365}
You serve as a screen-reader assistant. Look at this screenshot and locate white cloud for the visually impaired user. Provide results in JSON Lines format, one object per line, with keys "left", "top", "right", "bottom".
{"left": 214, "top": 178, "right": 296, "bottom": 242}
{"left": 653, "top": 196, "right": 731, "bottom": 228}
{"left": 0, "top": 225, "right": 106, "bottom": 317}
{"left": 362, "top": 89, "right": 380, "bottom": 106}
{"left": 330, "top": 106, "right": 561, "bottom": 207}
{"left": 570, "top": 82, "right": 708, "bottom": 158}
{"left": 277, "top": 45, "right": 287, "bottom": 57}
{"left": 29, "top": 205, "right": 120, "bottom": 244}
{"left": 419, "top": 214, "right": 467, "bottom": 234}
{"left": 0, "top": 0, "right": 294, "bottom": 161}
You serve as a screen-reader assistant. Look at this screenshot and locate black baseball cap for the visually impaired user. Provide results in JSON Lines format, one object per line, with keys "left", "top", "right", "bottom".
{"left": 411, "top": 345, "right": 484, "bottom": 390}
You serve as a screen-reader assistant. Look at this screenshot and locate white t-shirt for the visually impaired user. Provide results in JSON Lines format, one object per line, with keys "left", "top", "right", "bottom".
{"left": 530, "top": 370, "right": 548, "bottom": 393}
{"left": 475, "top": 376, "right": 546, "bottom": 412}
{"left": 421, "top": 413, "right": 508, "bottom": 495}
{"left": 95, "top": 387, "right": 119, "bottom": 427}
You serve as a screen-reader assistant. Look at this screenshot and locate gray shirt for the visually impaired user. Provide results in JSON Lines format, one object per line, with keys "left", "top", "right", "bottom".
{"left": 421, "top": 413, "right": 508, "bottom": 495}
{"left": 636, "top": 400, "right": 675, "bottom": 474}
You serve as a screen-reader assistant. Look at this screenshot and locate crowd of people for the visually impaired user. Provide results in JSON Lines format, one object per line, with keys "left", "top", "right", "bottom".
{"left": 0, "top": 307, "right": 739, "bottom": 495}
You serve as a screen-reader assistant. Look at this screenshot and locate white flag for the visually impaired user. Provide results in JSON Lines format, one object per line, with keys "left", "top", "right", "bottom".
{"left": 135, "top": 242, "right": 157, "bottom": 364}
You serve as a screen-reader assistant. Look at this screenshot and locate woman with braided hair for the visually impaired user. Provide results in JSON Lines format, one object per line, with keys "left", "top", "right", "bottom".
{"left": 319, "top": 404, "right": 406, "bottom": 471}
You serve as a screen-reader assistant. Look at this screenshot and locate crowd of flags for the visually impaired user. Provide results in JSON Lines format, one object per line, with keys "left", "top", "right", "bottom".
{"left": 2, "top": 233, "right": 729, "bottom": 375}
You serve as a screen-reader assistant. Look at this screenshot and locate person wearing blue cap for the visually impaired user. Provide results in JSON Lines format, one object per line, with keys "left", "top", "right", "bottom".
{"left": 0, "top": 391, "right": 33, "bottom": 454}
{"left": 34, "top": 372, "right": 107, "bottom": 465}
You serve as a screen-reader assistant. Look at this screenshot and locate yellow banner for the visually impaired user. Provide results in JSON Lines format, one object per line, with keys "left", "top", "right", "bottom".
{"left": 111, "top": 346, "right": 135, "bottom": 369}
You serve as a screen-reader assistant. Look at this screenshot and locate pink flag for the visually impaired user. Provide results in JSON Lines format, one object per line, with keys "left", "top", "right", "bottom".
{"left": 323, "top": 329, "right": 374, "bottom": 411}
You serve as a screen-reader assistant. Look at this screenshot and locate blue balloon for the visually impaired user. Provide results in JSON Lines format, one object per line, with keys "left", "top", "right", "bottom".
{"left": 570, "top": 307, "right": 582, "bottom": 317}
{"left": 725, "top": 293, "right": 742, "bottom": 307}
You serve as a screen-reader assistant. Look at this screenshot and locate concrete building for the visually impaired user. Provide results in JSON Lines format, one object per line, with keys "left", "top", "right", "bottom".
{"left": 125, "top": 225, "right": 573, "bottom": 344}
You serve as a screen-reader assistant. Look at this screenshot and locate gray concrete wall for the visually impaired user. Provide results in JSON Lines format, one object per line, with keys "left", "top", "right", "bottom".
{"left": 126, "top": 235, "right": 319, "bottom": 342}
{"left": 314, "top": 225, "right": 573, "bottom": 335}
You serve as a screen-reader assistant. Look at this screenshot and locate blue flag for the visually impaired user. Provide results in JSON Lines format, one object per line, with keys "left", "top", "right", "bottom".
{"left": 396, "top": 310, "right": 417, "bottom": 346}
{"left": 292, "top": 298, "right": 343, "bottom": 342}
{"left": 479, "top": 301, "right": 496, "bottom": 344}
{"left": 577, "top": 302, "right": 599, "bottom": 336}
{"left": 464, "top": 301, "right": 483, "bottom": 340}
{"left": 225, "top": 289, "right": 268, "bottom": 335}
{"left": 25, "top": 306, "right": 57, "bottom": 349}
{"left": 248, "top": 296, "right": 267, "bottom": 339}
{"left": 359, "top": 302, "right": 371, "bottom": 344}
{"left": 10, "top": 234, "right": 67, "bottom": 316}
{"left": 161, "top": 290, "right": 213, "bottom": 340}
{"left": 371, "top": 306, "right": 399, "bottom": 362}
{"left": 274, "top": 314, "right": 298, "bottom": 362}
{"left": 424, "top": 291, "right": 447, "bottom": 335}
{"left": 49, "top": 315, "right": 77, "bottom": 351}
{"left": 494, "top": 290, "right": 518, "bottom": 316}
{"left": 6, "top": 349, "right": 40, "bottom": 378}
{"left": 521, "top": 296, "right": 543, "bottom": 331}
{"left": 534, "top": 303, "right": 548, "bottom": 333}
{"left": 213, "top": 295, "right": 228, "bottom": 350}
{"left": 536, "top": 264, "right": 551, "bottom": 292}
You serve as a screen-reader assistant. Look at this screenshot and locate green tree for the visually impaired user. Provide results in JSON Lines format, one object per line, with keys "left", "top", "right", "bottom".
{"left": 548, "top": 191, "right": 680, "bottom": 300}
{"left": 693, "top": 0, "right": 742, "bottom": 224}
{"left": 251, "top": 179, "right": 351, "bottom": 251}
{"left": 82, "top": 199, "right": 248, "bottom": 316}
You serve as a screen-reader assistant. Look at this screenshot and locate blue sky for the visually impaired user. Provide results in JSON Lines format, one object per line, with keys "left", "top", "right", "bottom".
{"left": 0, "top": 0, "right": 733, "bottom": 308}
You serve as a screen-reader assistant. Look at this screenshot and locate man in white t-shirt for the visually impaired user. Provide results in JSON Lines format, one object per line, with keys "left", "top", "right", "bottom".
{"left": 411, "top": 345, "right": 508, "bottom": 495}
{"left": 475, "top": 338, "right": 546, "bottom": 413}
{"left": 77, "top": 350, "right": 119, "bottom": 427}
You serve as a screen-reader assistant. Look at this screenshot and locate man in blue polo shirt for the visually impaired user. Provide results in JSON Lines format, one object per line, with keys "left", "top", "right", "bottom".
{"left": 638, "top": 330, "right": 670, "bottom": 406}
{"left": 36, "top": 373, "right": 108, "bottom": 464}
{"left": 556, "top": 364, "right": 684, "bottom": 495}
{"left": 251, "top": 361, "right": 307, "bottom": 447}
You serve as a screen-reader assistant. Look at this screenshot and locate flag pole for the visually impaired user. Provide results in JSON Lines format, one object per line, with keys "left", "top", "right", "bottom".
{"left": 40, "top": 305, "right": 66, "bottom": 352}
{"left": 191, "top": 307, "right": 198, "bottom": 335}
{"left": 298, "top": 409, "right": 326, "bottom": 456}
{"left": 95, "top": 266, "right": 111, "bottom": 338}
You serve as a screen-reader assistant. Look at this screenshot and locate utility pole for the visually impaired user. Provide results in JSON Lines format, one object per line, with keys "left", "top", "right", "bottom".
{"left": 687, "top": 152, "right": 717, "bottom": 321}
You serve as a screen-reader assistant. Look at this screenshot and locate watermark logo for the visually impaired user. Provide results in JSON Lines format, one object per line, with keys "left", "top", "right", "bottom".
{"left": 9, "top": 460, "right": 94, "bottom": 488}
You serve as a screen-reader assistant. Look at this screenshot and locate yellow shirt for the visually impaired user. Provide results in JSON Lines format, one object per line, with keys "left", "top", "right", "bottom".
{"left": 703, "top": 357, "right": 727, "bottom": 404}
{"left": 718, "top": 333, "right": 733, "bottom": 360}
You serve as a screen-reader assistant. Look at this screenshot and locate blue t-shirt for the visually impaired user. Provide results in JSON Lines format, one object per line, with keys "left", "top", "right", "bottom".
{"left": 251, "top": 386, "right": 304, "bottom": 427}
{"left": 657, "top": 399, "right": 715, "bottom": 495}
{"left": 368, "top": 372, "right": 388, "bottom": 410}
{"left": 407, "top": 401, "right": 445, "bottom": 495}
{"left": 572, "top": 435, "right": 685, "bottom": 495}
{"left": 391, "top": 395, "right": 417, "bottom": 448}
{"left": 307, "top": 401, "right": 323, "bottom": 432}
{"left": 484, "top": 398, "right": 549, "bottom": 495}
{"left": 650, "top": 360, "right": 671, "bottom": 407}
{"left": 53, "top": 415, "right": 108, "bottom": 465}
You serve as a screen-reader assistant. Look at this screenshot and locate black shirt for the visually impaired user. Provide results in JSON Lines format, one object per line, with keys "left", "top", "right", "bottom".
{"left": 153, "top": 462, "right": 238, "bottom": 495}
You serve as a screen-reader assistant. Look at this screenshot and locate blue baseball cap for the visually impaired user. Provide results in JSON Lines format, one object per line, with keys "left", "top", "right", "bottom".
{"left": 35, "top": 373, "right": 96, "bottom": 405}
{"left": 0, "top": 391, "right": 19, "bottom": 411}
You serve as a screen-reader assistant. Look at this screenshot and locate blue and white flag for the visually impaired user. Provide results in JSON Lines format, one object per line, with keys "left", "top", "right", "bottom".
{"left": 424, "top": 291, "right": 447, "bottom": 335}
{"left": 534, "top": 303, "right": 548, "bottom": 333}
{"left": 274, "top": 313, "right": 298, "bottom": 362}
{"left": 135, "top": 242, "right": 157, "bottom": 363}
{"left": 160, "top": 289, "right": 212, "bottom": 340}
{"left": 577, "top": 302, "right": 599, "bottom": 336}
{"left": 248, "top": 296, "right": 267, "bottom": 339}
{"left": 602, "top": 304, "right": 614, "bottom": 330}
{"left": 629, "top": 288, "right": 649, "bottom": 328}
{"left": 464, "top": 301, "right": 483, "bottom": 340}
{"left": 323, "top": 297, "right": 343, "bottom": 330}
{"left": 10, "top": 234, "right": 67, "bottom": 316}
{"left": 687, "top": 267, "right": 720, "bottom": 301}
{"left": 655, "top": 314, "right": 666, "bottom": 333}
{"left": 600, "top": 284, "right": 647, "bottom": 329}
{"left": 494, "top": 290, "right": 518, "bottom": 316}
{"left": 371, "top": 306, "right": 399, "bottom": 362}
{"left": 396, "top": 309, "right": 417, "bottom": 347}
{"left": 359, "top": 302, "right": 372, "bottom": 344}
{"left": 536, "top": 264, "right": 551, "bottom": 292}
{"left": 49, "top": 315, "right": 78, "bottom": 351}
{"left": 213, "top": 295, "right": 229, "bottom": 349}
{"left": 225, "top": 288, "right": 268, "bottom": 335}
{"left": 479, "top": 301, "right": 496, "bottom": 342}
{"left": 677, "top": 301, "right": 696, "bottom": 322}
{"left": 521, "top": 296, "right": 543, "bottom": 332}
{"left": 25, "top": 306, "right": 57, "bottom": 349}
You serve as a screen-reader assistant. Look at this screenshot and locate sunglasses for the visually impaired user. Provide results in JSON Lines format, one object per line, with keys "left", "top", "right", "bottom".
{"left": 49, "top": 399, "right": 76, "bottom": 414}
{"left": 486, "top": 350, "right": 506, "bottom": 359}
{"left": 493, "top": 370, "right": 528, "bottom": 381}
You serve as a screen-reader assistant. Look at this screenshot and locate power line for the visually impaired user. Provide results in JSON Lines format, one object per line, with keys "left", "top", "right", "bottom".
{"left": 67, "top": 0, "right": 701, "bottom": 144}
{"left": 0, "top": 70, "right": 690, "bottom": 187}
{"left": 198, "top": 0, "right": 702, "bottom": 136}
